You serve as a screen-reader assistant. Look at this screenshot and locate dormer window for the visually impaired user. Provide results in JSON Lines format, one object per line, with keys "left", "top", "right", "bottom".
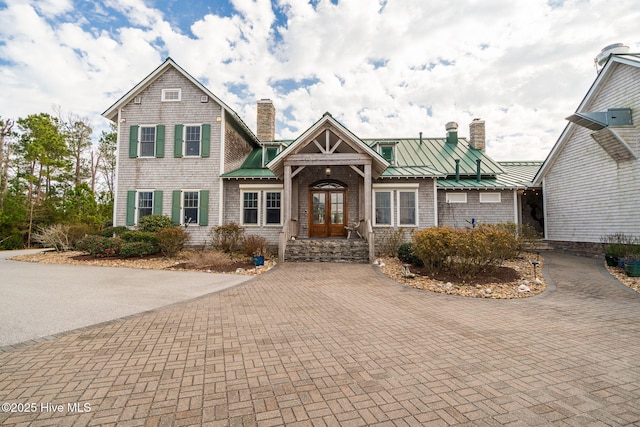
{"left": 161, "top": 88, "right": 181, "bottom": 102}
{"left": 262, "top": 145, "right": 281, "bottom": 166}
{"left": 378, "top": 143, "right": 396, "bottom": 165}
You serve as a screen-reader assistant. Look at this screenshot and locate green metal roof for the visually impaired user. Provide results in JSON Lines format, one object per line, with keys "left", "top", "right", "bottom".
{"left": 380, "top": 166, "right": 444, "bottom": 178}
{"left": 221, "top": 149, "right": 277, "bottom": 179}
{"left": 364, "top": 138, "right": 504, "bottom": 177}
{"left": 437, "top": 161, "right": 542, "bottom": 189}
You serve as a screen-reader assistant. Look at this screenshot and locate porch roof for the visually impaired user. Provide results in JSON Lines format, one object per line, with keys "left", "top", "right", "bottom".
{"left": 221, "top": 149, "right": 277, "bottom": 179}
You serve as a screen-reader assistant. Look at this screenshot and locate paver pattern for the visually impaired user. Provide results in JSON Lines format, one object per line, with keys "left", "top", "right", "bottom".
{"left": 1, "top": 252, "right": 639, "bottom": 426}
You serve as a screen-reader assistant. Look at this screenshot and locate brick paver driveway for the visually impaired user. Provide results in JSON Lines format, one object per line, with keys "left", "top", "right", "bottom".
{"left": 1, "top": 252, "right": 639, "bottom": 426}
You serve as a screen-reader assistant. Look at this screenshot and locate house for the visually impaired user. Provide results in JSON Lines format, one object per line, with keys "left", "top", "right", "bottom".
{"left": 533, "top": 52, "right": 640, "bottom": 254}
{"left": 103, "top": 58, "right": 541, "bottom": 261}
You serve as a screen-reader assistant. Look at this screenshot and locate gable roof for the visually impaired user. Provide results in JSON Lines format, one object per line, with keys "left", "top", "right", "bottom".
{"left": 102, "top": 57, "right": 259, "bottom": 145}
{"left": 533, "top": 53, "right": 640, "bottom": 185}
{"left": 267, "top": 112, "right": 389, "bottom": 179}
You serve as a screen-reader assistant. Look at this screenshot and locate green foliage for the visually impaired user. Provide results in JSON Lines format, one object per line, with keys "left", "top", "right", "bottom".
{"left": 120, "top": 241, "right": 158, "bottom": 258}
{"left": 397, "top": 242, "right": 423, "bottom": 267}
{"left": 0, "top": 234, "right": 24, "bottom": 250}
{"left": 75, "top": 235, "right": 122, "bottom": 258}
{"left": 210, "top": 222, "right": 244, "bottom": 253}
{"left": 242, "top": 234, "right": 268, "bottom": 257}
{"left": 412, "top": 224, "right": 521, "bottom": 281}
{"left": 0, "top": 190, "right": 27, "bottom": 249}
{"left": 157, "top": 227, "right": 190, "bottom": 258}
{"left": 137, "top": 214, "right": 172, "bottom": 233}
{"left": 120, "top": 230, "right": 159, "bottom": 251}
{"left": 601, "top": 233, "right": 640, "bottom": 259}
{"left": 100, "top": 226, "right": 129, "bottom": 238}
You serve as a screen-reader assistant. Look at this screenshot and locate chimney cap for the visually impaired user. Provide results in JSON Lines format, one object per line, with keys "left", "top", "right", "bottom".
{"left": 258, "top": 98, "right": 273, "bottom": 103}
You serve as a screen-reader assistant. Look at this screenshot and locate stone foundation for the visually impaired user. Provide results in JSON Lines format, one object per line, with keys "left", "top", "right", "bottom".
{"left": 546, "top": 240, "right": 605, "bottom": 258}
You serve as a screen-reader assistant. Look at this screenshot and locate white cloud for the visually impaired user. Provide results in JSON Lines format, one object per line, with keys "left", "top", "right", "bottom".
{"left": 0, "top": 0, "right": 639, "bottom": 161}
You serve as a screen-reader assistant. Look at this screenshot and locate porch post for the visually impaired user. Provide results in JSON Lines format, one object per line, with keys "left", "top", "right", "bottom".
{"left": 284, "top": 164, "right": 292, "bottom": 224}
{"left": 364, "top": 163, "right": 371, "bottom": 223}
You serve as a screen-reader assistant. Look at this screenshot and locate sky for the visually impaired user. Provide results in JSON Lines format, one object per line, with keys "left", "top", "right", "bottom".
{"left": 0, "top": 0, "right": 639, "bottom": 161}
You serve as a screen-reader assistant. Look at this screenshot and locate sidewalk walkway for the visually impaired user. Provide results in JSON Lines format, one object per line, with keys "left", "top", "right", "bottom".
{"left": 1, "top": 252, "right": 639, "bottom": 426}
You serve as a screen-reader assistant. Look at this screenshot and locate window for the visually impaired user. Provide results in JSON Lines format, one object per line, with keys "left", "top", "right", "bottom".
{"left": 374, "top": 191, "right": 392, "bottom": 226}
{"left": 265, "top": 192, "right": 281, "bottom": 225}
{"left": 243, "top": 192, "right": 259, "bottom": 225}
{"left": 161, "top": 88, "right": 181, "bottom": 102}
{"left": 446, "top": 192, "right": 467, "bottom": 203}
{"left": 137, "top": 191, "right": 153, "bottom": 220}
{"left": 480, "top": 192, "right": 501, "bottom": 203}
{"left": 380, "top": 145, "right": 395, "bottom": 164}
{"left": 183, "top": 191, "right": 199, "bottom": 225}
{"left": 139, "top": 126, "right": 156, "bottom": 157}
{"left": 171, "top": 190, "right": 208, "bottom": 226}
{"left": 398, "top": 190, "right": 417, "bottom": 226}
{"left": 185, "top": 125, "right": 201, "bottom": 156}
{"left": 240, "top": 186, "right": 283, "bottom": 226}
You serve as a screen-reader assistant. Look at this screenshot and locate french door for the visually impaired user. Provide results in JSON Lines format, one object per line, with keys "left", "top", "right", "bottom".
{"left": 309, "top": 189, "right": 347, "bottom": 237}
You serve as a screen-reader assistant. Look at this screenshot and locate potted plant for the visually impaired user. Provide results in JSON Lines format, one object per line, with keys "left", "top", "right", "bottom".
{"left": 252, "top": 248, "right": 265, "bottom": 266}
{"left": 623, "top": 244, "right": 640, "bottom": 277}
{"left": 603, "top": 242, "right": 628, "bottom": 267}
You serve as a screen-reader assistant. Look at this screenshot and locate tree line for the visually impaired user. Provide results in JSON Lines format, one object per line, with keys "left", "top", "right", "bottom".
{"left": 0, "top": 110, "right": 116, "bottom": 249}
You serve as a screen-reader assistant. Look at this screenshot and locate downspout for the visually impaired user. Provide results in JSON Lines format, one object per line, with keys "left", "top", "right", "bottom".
{"left": 113, "top": 108, "right": 122, "bottom": 226}
{"left": 219, "top": 110, "right": 226, "bottom": 226}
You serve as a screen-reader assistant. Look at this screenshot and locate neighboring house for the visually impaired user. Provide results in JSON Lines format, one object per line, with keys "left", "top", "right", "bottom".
{"left": 103, "top": 58, "right": 540, "bottom": 261}
{"left": 533, "top": 53, "right": 640, "bottom": 254}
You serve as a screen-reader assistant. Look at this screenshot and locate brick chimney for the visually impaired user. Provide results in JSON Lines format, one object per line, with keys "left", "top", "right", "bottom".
{"left": 256, "top": 99, "right": 275, "bottom": 142}
{"left": 469, "top": 118, "right": 485, "bottom": 151}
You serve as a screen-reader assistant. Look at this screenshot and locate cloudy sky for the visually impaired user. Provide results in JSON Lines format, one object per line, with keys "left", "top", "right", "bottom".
{"left": 0, "top": 0, "right": 638, "bottom": 160}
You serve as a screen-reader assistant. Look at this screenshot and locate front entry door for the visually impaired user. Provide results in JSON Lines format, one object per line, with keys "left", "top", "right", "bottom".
{"left": 309, "top": 189, "right": 347, "bottom": 237}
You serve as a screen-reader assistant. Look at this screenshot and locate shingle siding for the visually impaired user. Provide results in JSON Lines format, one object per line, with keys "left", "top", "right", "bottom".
{"left": 115, "top": 67, "right": 225, "bottom": 245}
{"left": 437, "top": 190, "right": 516, "bottom": 227}
{"left": 544, "top": 62, "right": 640, "bottom": 243}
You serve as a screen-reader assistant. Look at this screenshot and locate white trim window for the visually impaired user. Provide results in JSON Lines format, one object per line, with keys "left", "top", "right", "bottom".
{"left": 446, "top": 192, "right": 467, "bottom": 203}
{"left": 374, "top": 190, "right": 393, "bottom": 226}
{"left": 240, "top": 185, "right": 284, "bottom": 226}
{"left": 182, "top": 191, "right": 199, "bottom": 225}
{"left": 161, "top": 88, "right": 181, "bottom": 102}
{"left": 139, "top": 126, "right": 156, "bottom": 157}
{"left": 480, "top": 192, "right": 501, "bottom": 203}
{"left": 184, "top": 124, "right": 201, "bottom": 157}
{"left": 242, "top": 191, "right": 259, "bottom": 225}
{"left": 398, "top": 189, "right": 418, "bottom": 226}
{"left": 265, "top": 191, "right": 282, "bottom": 225}
{"left": 137, "top": 190, "right": 154, "bottom": 221}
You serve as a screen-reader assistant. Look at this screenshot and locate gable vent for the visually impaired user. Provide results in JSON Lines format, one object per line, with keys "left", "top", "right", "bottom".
{"left": 133, "top": 96, "right": 142, "bottom": 104}
{"left": 200, "top": 95, "right": 209, "bottom": 103}
{"left": 566, "top": 108, "right": 632, "bottom": 131}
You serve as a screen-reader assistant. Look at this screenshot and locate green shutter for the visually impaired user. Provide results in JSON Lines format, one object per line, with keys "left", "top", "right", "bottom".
{"left": 153, "top": 190, "right": 163, "bottom": 215}
{"left": 129, "top": 125, "right": 138, "bottom": 158}
{"left": 174, "top": 125, "right": 183, "bottom": 158}
{"left": 172, "top": 190, "right": 181, "bottom": 225}
{"left": 126, "top": 191, "right": 136, "bottom": 226}
{"left": 201, "top": 124, "right": 211, "bottom": 157}
{"left": 199, "top": 190, "right": 209, "bottom": 226}
{"left": 155, "top": 125, "right": 165, "bottom": 158}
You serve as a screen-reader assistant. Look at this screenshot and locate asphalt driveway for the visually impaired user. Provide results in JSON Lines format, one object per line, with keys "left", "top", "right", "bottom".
{"left": 0, "top": 249, "right": 251, "bottom": 347}
{"left": 1, "top": 251, "right": 639, "bottom": 426}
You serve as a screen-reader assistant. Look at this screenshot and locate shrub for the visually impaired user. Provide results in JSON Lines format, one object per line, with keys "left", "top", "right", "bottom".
{"left": 210, "top": 222, "right": 244, "bottom": 253}
{"left": 243, "top": 234, "right": 268, "bottom": 257}
{"left": 0, "top": 232, "right": 24, "bottom": 250}
{"left": 182, "top": 250, "right": 232, "bottom": 270}
{"left": 157, "top": 227, "right": 190, "bottom": 258}
{"left": 75, "top": 235, "right": 122, "bottom": 258}
{"left": 120, "top": 230, "right": 159, "bottom": 245}
{"left": 376, "top": 227, "right": 407, "bottom": 257}
{"left": 397, "top": 242, "right": 423, "bottom": 267}
{"left": 120, "top": 241, "right": 158, "bottom": 258}
{"left": 412, "top": 226, "right": 455, "bottom": 274}
{"left": 137, "top": 214, "right": 173, "bottom": 233}
{"left": 32, "top": 224, "right": 72, "bottom": 251}
{"left": 100, "top": 226, "right": 129, "bottom": 238}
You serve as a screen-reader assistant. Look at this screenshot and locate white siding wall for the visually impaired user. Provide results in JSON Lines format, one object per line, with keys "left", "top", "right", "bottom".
{"left": 544, "top": 63, "right": 640, "bottom": 242}
{"left": 115, "top": 68, "right": 223, "bottom": 245}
